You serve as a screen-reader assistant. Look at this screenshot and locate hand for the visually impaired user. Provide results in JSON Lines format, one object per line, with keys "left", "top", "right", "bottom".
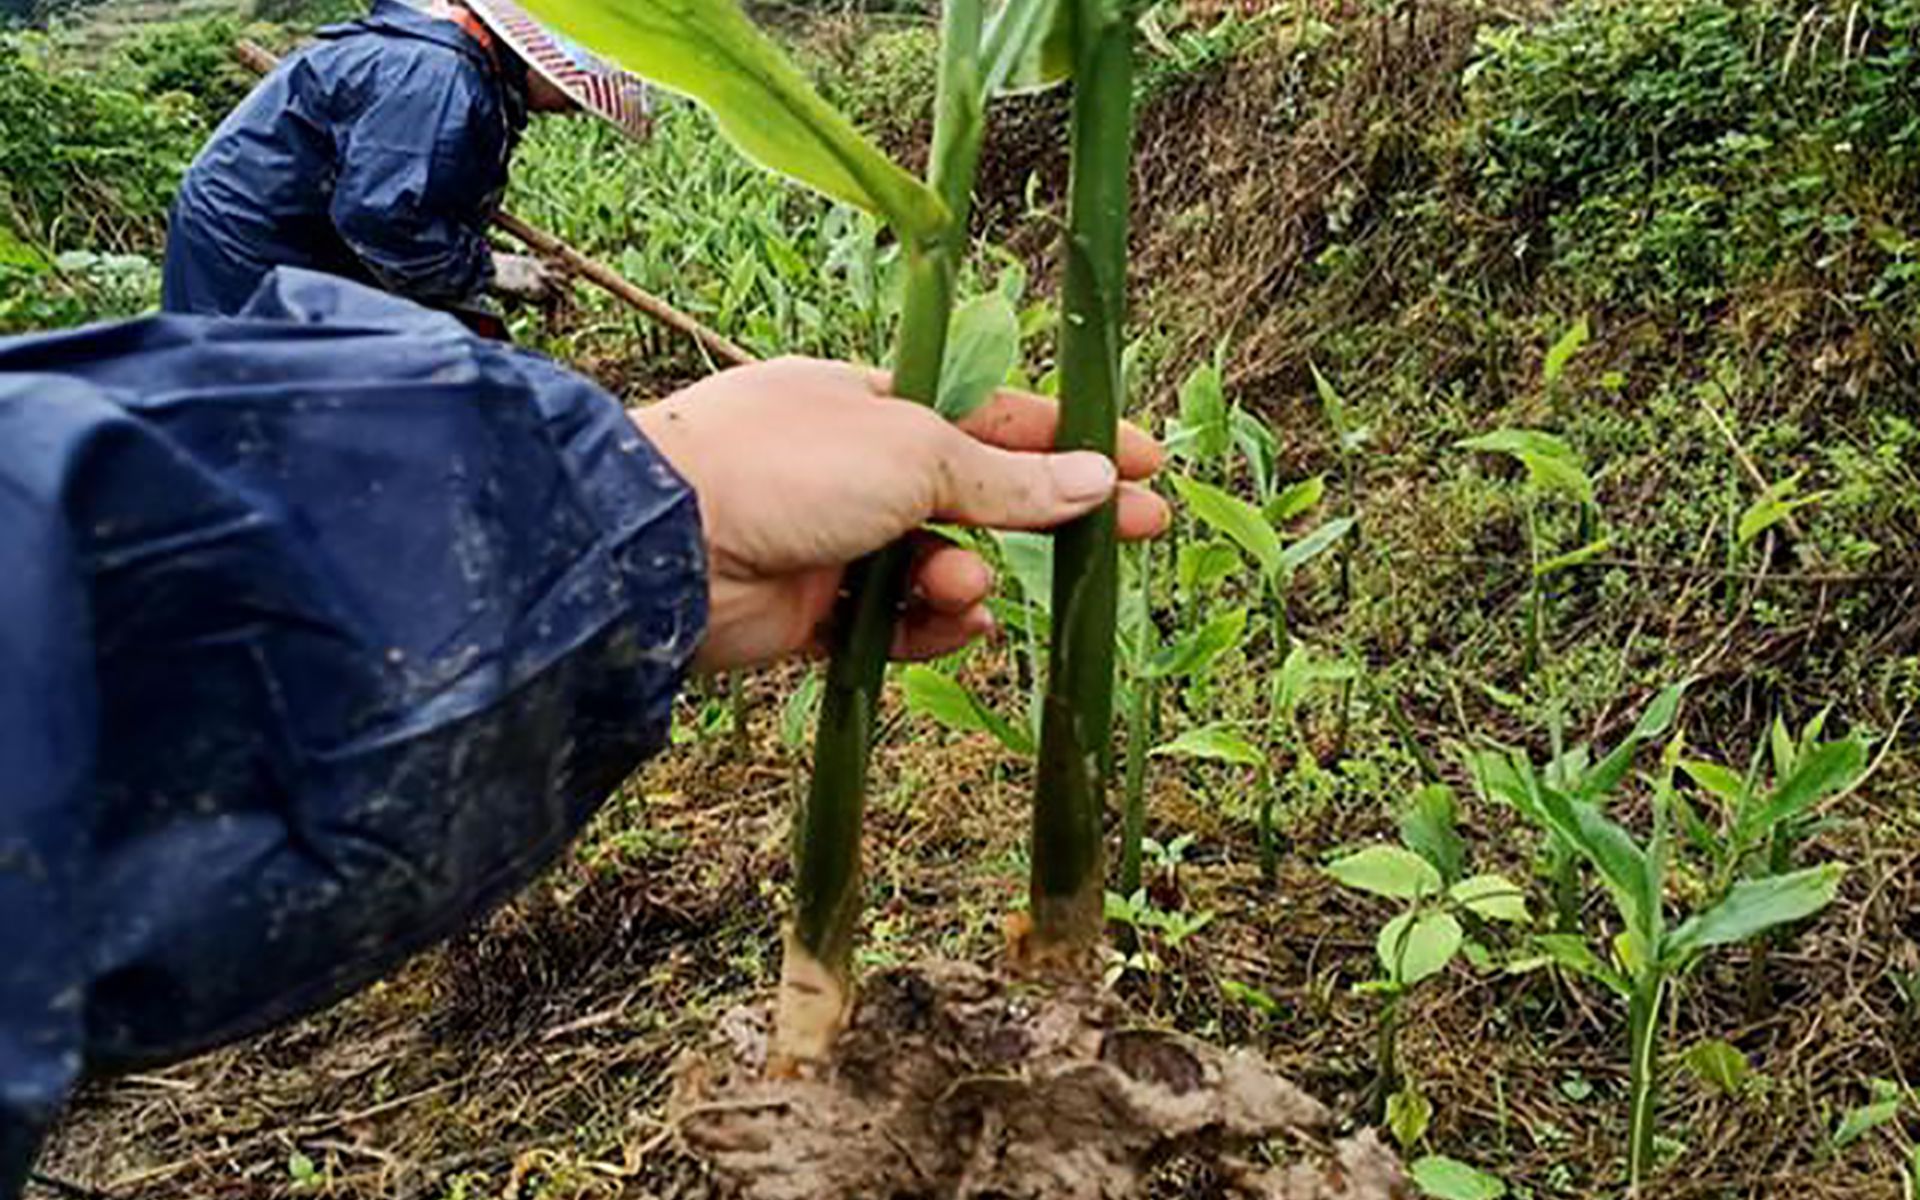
{"left": 632, "top": 357, "right": 1171, "bottom": 674}
{"left": 489, "top": 252, "right": 563, "bottom": 302}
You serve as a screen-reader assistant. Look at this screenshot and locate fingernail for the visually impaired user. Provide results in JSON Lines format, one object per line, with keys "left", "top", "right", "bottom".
{"left": 1051, "top": 453, "right": 1117, "bottom": 502}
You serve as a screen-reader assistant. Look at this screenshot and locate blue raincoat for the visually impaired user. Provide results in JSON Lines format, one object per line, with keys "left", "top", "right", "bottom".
{"left": 161, "top": 0, "right": 526, "bottom": 316}
{"left": 0, "top": 271, "right": 706, "bottom": 1191}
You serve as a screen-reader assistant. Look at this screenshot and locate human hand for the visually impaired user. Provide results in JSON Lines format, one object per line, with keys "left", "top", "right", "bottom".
{"left": 489, "top": 252, "right": 563, "bottom": 302}
{"left": 632, "top": 357, "right": 1170, "bottom": 674}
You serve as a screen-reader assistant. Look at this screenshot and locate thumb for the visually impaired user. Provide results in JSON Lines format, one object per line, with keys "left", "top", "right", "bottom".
{"left": 928, "top": 436, "right": 1119, "bottom": 530}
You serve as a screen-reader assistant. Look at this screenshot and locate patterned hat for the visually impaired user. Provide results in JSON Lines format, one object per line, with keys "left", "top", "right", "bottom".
{"left": 464, "top": 0, "right": 652, "bottom": 140}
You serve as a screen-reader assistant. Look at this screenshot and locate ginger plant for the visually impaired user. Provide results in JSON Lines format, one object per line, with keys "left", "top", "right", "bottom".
{"left": 525, "top": 0, "right": 1068, "bottom": 1060}
{"left": 1022, "top": 0, "right": 1142, "bottom": 966}
{"left": 1488, "top": 690, "right": 1847, "bottom": 1193}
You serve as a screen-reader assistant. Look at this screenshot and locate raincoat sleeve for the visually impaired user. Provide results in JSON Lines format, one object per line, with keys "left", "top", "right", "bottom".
{"left": 0, "top": 380, "right": 95, "bottom": 1199}
{"left": 0, "top": 271, "right": 705, "bottom": 1192}
{"left": 327, "top": 56, "right": 508, "bottom": 306}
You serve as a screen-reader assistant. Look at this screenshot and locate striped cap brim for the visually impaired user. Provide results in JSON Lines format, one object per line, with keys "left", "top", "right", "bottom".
{"left": 465, "top": 0, "right": 652, "bottom": 140}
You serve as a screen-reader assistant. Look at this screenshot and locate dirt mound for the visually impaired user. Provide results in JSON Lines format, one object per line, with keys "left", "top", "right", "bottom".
{"left": 672, "top": 962, "right": 1407, "bottom": 1200}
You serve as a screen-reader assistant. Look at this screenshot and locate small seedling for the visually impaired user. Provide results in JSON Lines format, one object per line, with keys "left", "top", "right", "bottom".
{"left": 1326, "top": 782, "right": 1529, "bottom": 1119}
{"left": 1169, "top": 471, "right": 1354, "bottom": 658}
{"left": 1468, "top": 685, "right": 1687, "bottom": 933}
{"left": 1495, "top": 689, "right": 1846, "bottom": 1193}
{"left": 1410, "top": 1154, "right": 1507, "bottom": 1200}
{"left": 1455, "top": 426, "right": 1608, "bottom": 674}
{"left": 1833, "top": 1078, "right": 1906, "bottom": 1151}
{"left": 1674, "top": 710, "right": 1867, "bottom": 1014}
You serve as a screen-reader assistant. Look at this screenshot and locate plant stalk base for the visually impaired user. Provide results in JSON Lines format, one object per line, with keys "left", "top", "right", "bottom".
{"left": 674, "top": 961, "right": 1406, "bottom": 1200}
{"left": 767, "top": 927, "right": 852, "bottom": 1076}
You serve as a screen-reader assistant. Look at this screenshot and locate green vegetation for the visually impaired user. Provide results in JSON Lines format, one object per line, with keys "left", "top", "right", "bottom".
{"left": 21, "top": 0, "right": 1920, "bottom": 1194}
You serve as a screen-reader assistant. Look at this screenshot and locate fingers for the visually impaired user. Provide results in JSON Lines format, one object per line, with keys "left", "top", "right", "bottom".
{"left": 921, "top": 420, "right": 1173, "bottom": 538}
{"left": 912, "top": 541, "right": 995, "bottom": 615}
{"left": 890, "top": 542, "right": 996, "bottom": 660}
{"left": 923, "top": 434, "right": 1117, "bottom": 531}
{"left": 712, "top": 356, "right": 1174, "bottom": 539}
{"left": 955, "top": 389, "right": 1164, "bottom": 480}
{"left": 890, "top": 605, "right": 994, "bottom": 662}
{"left": 764, "top": 356, "right": 1166, "bottom": 480}
{"left": 1116, "top": 483, "right": 1172, "bottom": 541}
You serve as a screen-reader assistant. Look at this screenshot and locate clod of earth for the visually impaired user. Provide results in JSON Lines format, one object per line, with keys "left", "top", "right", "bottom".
{"left": 672, "top": 962, "right": 1408, "bottom": 1200}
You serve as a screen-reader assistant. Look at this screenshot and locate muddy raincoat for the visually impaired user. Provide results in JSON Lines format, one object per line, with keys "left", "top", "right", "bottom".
{"left": 0, "top": 271, "right": 706, "bottom": 1192}
{"left": 161, "top": 0, "right": 526, "bottom": 315}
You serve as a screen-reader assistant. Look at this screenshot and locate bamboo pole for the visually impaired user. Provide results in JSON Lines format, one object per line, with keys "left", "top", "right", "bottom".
{"left": 232, "top": 40, "right": 752, "bottom": 368}
{"left": 1026, "top": 0, "right": 1135, "bottom": 964}
{"left": 772, "top": 0, "right": 986, "bottom": 1068}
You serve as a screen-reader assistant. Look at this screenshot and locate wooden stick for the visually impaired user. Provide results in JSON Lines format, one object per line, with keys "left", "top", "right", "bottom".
{"left": 1698, "top": 375, "right": 1808, "bottom": 542}
{"left": 231, "top": 41, "right": 753, "bottom": 369}
{"left": 490, "top": 211, "right": 754, "bottom": 366}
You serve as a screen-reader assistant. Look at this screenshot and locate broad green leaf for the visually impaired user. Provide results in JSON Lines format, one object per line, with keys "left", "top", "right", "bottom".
{"left": 1378, "top": 911, "right": 1463, "bottom": 986}
{"left": 1146, "top": 607, "right": 1248, "bottom": 680}
{"left": 1737, "top": 474, "right": 1829, "bottom": 546}
{"left": 1533, "top": 787, "right": 1656, "bottom": 940}
{"left": 1278, "top": 516, "right": 1356, "bottom": 576}
{"left": 1614, "top": 927, "right": 1654, "bottom": 976}
{"left": 1547, "top": 743, "right": 1593, "bottom": 794}
{"left": 1275, "top": 644, "right": 1359, "bottom": 714}
{"left": 1105, "top": 888, "right": 1146, "bottom": 923}
{"left": 1310, "top": 362, "right": 1350, "bottom": 435}
{"left": 287, "top": 1151, "right": 319, "bottom": 1185}
{"left": 937, "top": 294, "right": 1020, "bottom": 420}
{"left": 981, "top": 0, "right": 1072, "bottom": 94}
{"left": 1458, "top": 428, "right": 1595, "bottom": 506}
{"left": 899, "top": 666, "right": 994, "bottom": 737}
{"left": 1679, "top": 759, "right": 1748, "bottom": 808}
{"left": 1231, "top": 409, "right": 1280, "bottom": 498}
{"left": 1770, "top": 714, "right": 1797, "bottom": 781}
{"left": 1801, "top": 707, "right": 1833, "bottom": 745}
{"left": 1464, "top": 747, "right": 1545, "bottom": 823}
{"left": 778, "top": 668, "right": 823, "bottom": 751}
{"left": 1152, "top": 724, "right": 1266, "bottom": 769}
{"left": 1220, "top": 978, "right": 1283, "bottom": 1015}
{"left": 1541, "top": 315, "right": 1590, "bottom": 386}
{"left": 1266, "top": 475, "right": 1327, "bottom": 524}
{"left": 0, "top": 224, "right": 45, "bottom": 270}
{"left": 1581, "top": 682, "right": 1687, "bottom": 802}
{"left": 1528, "top": 933, "right": 1620, "bottom": 998}
{"left": 1177, "top": 539, "right": 1243, "bottom": 597}
{"left": 1682, "top": 1039, "right": 1750, "bottom": 1096}
{"left": 993, "top": 530, "right": 1053, "bottom": 610}
{"left": 1451, "top": 874, "right": 1531, "bottom": 923}
{"left": 1169, "top": 362, "right": 1230, "bottom": 464}
{"left": 1118, "top": 548, "right": 1154, "bottom": 665}
{"left": 1171, "top": 474, "right": 1283, "bottom": 580}
{"left": 1410, "top": 1155, "right": 1506, "bottom": 1200}
{"left": 1833, "top": 1079, "right": 1904, "bottom": 1149}
{"left": 1667, "top": 864, "right": 1844, "bottom": 960}
{"left": 1526, "top": 933, "right": 1631, "bottom": 996}
{"left": 1387, "top": 1083, "right": 1432, "bottom": 1149}
{"left": 1400, "top": 783, "right": 1466, "bottom": 884}
{"left": 899, "top": 666, "right": 1034, "bottom": 755}
{"left": 1326, "top": 846, "right": 1443, "bottom": 899}
{"left": 519, "top": 0, "right": 946, "bottom": 238}
{"left": 1534, "top": 536, "right": 1613, "bottom": 576}
{"left": 1744, "top": 739, "right": 1867, "bottom": 838}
